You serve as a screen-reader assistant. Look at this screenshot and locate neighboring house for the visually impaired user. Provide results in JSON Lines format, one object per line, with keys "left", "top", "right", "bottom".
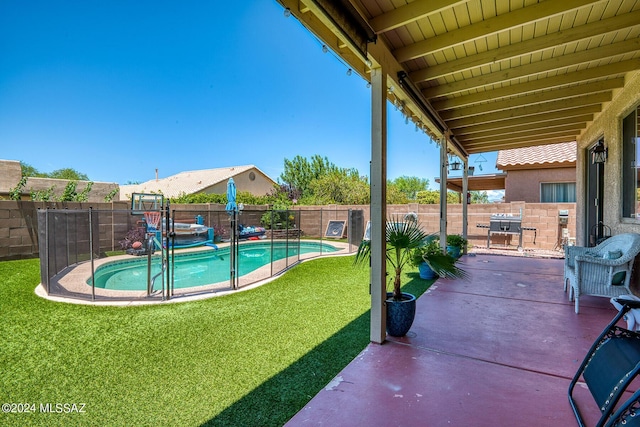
{"left": 0, "top": 159, "right": 120, "bottom": 202}
{"left": 119, "top": 165, "right": 277, "bottom": 200}
{"left": 496, "top": 141, "right": 576, "bottom": 203}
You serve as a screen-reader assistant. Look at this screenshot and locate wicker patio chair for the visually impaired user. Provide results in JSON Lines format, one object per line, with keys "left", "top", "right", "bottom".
{"left": 564, "top": 233, "right": 640, "bottom": 314}
{"left": 569, "top": 298, "right": 640, "bottom": 427}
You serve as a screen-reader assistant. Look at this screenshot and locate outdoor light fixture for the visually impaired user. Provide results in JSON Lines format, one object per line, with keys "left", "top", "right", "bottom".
{"left": 450, "top": 159, "right": 461, "bottom": 171}
{"left": 283, "top": 7, "right": 291, "bottom": 17}
{"left": 592, "top": 141, "right": 608, "bottom": 164}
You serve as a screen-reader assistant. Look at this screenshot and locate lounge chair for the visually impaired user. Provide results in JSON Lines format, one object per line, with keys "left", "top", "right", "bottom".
{"left": 569, "top": 298, "right": 640, "bottom": 426}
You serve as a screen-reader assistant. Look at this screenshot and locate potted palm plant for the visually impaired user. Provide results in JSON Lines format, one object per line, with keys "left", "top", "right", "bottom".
{"left": 410, "top": 235, "right": 467, "bottom": 279}
{"left": 446, "top": 234, "right": 468, "bottom": 258}
{"left": 355, "top": 217, "right": 467, "bottom": 337}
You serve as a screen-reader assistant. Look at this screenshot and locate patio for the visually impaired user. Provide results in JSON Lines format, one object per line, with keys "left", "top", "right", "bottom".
{"left": 286, "top": 253, "right": 625, "bottom": 426}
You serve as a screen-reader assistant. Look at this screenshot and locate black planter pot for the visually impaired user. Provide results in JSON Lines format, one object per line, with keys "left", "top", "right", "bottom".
{"left": 386, "top": 292, "right": 417, "bottom": 337}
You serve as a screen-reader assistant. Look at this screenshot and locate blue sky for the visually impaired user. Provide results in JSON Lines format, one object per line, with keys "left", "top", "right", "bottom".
{"left": 0, "top": 0, "right": 498, "bottom": 190}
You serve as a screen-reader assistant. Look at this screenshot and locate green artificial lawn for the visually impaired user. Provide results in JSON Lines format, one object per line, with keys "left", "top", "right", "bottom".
{"left": 0, "top": 256, "right": 433, "bottom": 427}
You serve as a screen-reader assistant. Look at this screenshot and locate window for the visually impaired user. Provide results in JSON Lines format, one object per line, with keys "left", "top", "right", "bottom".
{"left": 622, "top": 106, "right": 640, "bottom": 218}
{"left": 541, "top": 182, "right": 576, "bottom": 202}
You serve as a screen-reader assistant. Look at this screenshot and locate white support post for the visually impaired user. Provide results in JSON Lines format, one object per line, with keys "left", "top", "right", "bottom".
{"left": 439, "top": 138, "right": 448, "bottom": 251}
{"left": 370, "top": 67, "right": 387, "bottom": 344}
{"left": 462, "top": 161, "right": 469, "bottom": 254}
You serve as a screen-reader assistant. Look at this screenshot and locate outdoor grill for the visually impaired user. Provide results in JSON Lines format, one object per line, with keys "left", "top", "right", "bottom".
{"left": 490, "top": 214, "right": 522, "bottom": 234}
{"left": 477, "top": 213, "right": 536, "bottom": 250}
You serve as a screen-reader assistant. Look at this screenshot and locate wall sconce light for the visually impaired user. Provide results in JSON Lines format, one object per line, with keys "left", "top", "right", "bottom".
{"left": 450, "top": 160, "right": 461, "bottom": 171}
{"left": 592, "top": 141, "right": 608, "bottom": 164}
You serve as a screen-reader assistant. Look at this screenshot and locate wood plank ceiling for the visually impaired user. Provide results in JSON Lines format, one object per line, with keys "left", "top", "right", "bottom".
{"left": 278, "top": 0, "right": 640, "bottom": 157}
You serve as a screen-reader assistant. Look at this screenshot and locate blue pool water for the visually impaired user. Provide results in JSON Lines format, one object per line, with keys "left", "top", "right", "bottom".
{"left": 89, "top": 241, "right": 340, "bottom": 291}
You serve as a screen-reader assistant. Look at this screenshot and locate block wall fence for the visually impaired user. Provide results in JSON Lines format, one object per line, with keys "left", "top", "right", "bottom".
{"left": 0, "top": 200, "right": 576, "bottom": 261}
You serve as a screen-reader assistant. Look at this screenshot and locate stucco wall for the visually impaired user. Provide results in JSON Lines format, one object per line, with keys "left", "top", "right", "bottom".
{"left": 576, "top": 70, "right": 640, "bottom": 245}
{"left": 0, "top": 159, "right": 120, "bottom": 202}
{"left": 504, "top": 167, "right": 576, "bottom": 203}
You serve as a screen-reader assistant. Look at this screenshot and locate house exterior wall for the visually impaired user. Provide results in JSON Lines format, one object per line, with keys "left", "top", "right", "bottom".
{"left": 576, "top": 70, "right": 640, "bottom": 246}
{"left": 504, "top": 167, "right": 576, "bottom": 203}
{"left": 203, "top": 168, "right": 276, "bottom": 195}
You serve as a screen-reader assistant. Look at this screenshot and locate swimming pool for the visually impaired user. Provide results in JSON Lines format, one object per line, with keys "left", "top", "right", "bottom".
{"left": 89, "top": 241, "right": 340, "bottom": 291}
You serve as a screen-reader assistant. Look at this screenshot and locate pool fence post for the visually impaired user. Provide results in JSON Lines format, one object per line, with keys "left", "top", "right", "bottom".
{"left": 170, "top": 207, "right": 175, "bottom": 298}
{"left": 230, "top": 209, "right": 237, "bottom": 290}
{"left": 297, "top": 210, "right": 300, "bottom": 262}
{"left": 285, "top": 209, "right": 289, "bottom": 268}
{"left": 270, "top": 210, "right": 274, "bottom": 277}
{"left": 89, "top": 207, "right": 95, "bottom": 302}
{"left": 347, "top": 209, "right": 352, "bottom": 254}
{"left": 44, "top": 209, "right": 50, "bottom": 295}
{"left": 319, "top": 209, "right": 323, "bottom": 251}
{"left": 147, "top": 216, "right": 153, "bottom": 297}
{"left": 164, "top": 203, "right": 170, "bottom": 301}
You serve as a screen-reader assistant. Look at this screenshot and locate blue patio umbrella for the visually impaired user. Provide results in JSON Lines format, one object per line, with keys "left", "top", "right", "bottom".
{"left": 226, "top": 178, "right": 237, "bottom": 213}
{"left": 226, "top": 177, "right": 238, "bottom": 289}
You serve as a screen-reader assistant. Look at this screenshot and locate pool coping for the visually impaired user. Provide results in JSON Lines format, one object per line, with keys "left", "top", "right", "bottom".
{"left": 35, "top": 240, "right": 352, "bottom": 306}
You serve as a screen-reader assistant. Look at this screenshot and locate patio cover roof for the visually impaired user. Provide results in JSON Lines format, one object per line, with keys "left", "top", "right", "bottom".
{"left": 277, "top": 0, "right": 640, "bottom": 157}
{"left": 436, "top": 173, "right": 506, "bottom": 192}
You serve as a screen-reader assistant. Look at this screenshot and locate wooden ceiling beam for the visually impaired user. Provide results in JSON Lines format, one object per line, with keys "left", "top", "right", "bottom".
{"left": 465, "top": 136, "right": 579, "bottom": 154}
{"left": 439, "top": 79, "right": 621, "bottom": 120}
{"left": 411, "top": 9, "right": 640, "bottom": 83}
{"left": 449, "top": 105, "right": 601, "bottom": 131}
{"left": 455, "top": 115, "right": 593, "bottom": 139}
{"left": 457, "top": 123, "right": 585, "bottom": 144}
{"left": 394, "top": 0, "right": 599, "bottom": 62}
{"left": 464, "top": 130, "right": 579, "bottom": 147}
{"left": 431, "top": 66, "right": 631, "bottom": 110}
{"left": 446, "top": 93, "right": 609, "bottom": 129}
{"left": 369, "top": 0, "right": 466, "bottom": 34}
{"left": 423, "top": 38, "right": 640, "bottom": 98}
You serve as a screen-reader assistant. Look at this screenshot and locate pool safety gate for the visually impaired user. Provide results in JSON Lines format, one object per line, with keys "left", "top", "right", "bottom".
{"left": 38, "top": 206, "right": 175, "bottom": 302}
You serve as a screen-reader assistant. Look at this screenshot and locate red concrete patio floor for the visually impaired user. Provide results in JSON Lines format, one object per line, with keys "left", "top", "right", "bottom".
{"left": 286, "top": 253, "right": 630, "bottom": 427}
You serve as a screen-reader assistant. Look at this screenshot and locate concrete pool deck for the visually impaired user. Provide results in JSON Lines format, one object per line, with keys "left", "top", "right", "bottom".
{"left": 36, "top": 239, "right": 352, "bottom": 306}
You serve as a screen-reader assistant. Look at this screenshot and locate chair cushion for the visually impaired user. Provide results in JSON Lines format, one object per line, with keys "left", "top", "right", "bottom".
{"left": 604, "top": 250, "right": 623, "bottom": 259}
{"left": 613, "top": 272, "right": 626, "bottom": 286}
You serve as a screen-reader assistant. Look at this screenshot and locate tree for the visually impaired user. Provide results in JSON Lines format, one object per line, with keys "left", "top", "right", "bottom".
{"left": 20, "top": 162, "right": 46, "bottom": 178}
{"left": 389, "top": 176, "right": 429, "bottom": 200}
{"left": 416, "top": 190, "right": 460, "bottom": 204}
{"left": 9, "top": 177, "right": 27, "bottom": 200}
{"left": 470, "top": 191, "right": 490, "bottom": 204}
{"left": 49, "top": 168, "right": 89, "bottom": 181}
{"left": 19, "top": 162, "right": 90, "bottom": 181}
{"left": 386, "top": 185, "right": 409, "bottom": 204}
{"left": 279, "top": 155, "right": 340, "bottom": 199}
{"left": 308, "top": 170, "right": 369, "bottom": 205}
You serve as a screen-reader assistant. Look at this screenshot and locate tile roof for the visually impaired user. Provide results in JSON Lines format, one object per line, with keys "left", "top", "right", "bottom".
{"left": 120, "top": 165, "right": 273, "bottom": 199}
{"left": 496, "top": 141, "right": 576, "bottom": 169}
